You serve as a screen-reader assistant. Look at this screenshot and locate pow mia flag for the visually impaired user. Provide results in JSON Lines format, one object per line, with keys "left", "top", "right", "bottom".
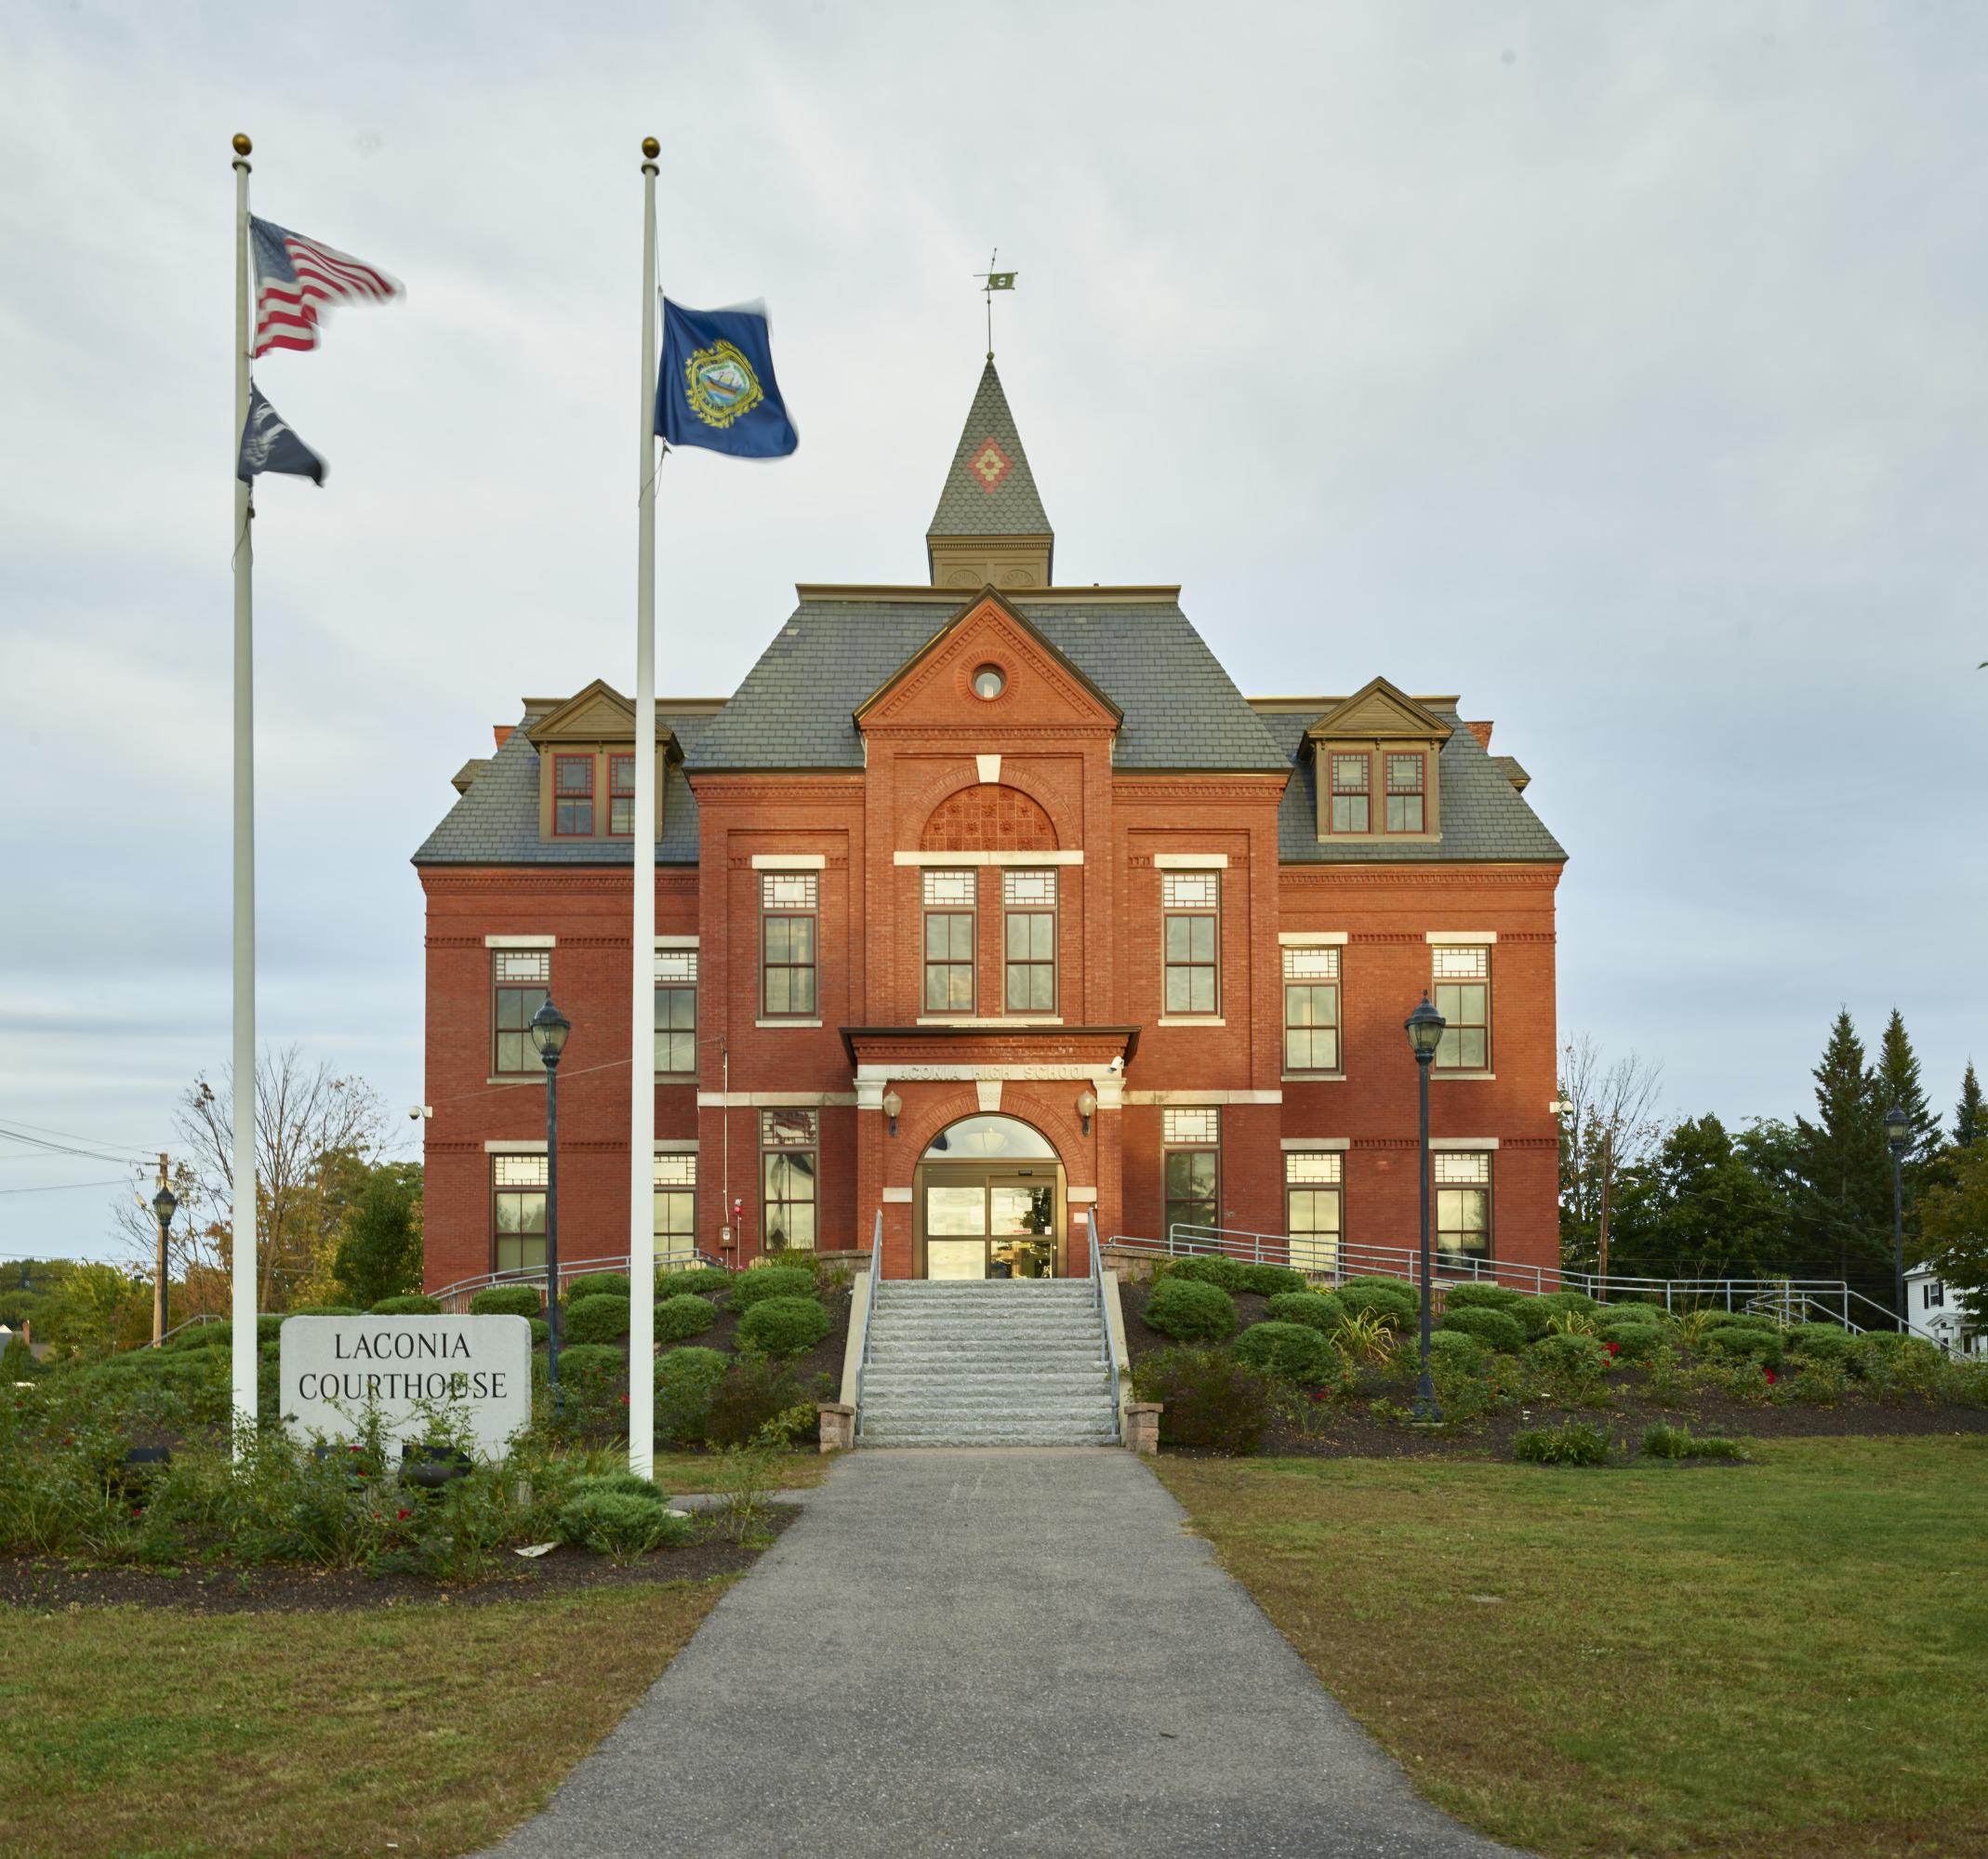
{"left": 236, "top": 382, "right": 327, "bottom": 486}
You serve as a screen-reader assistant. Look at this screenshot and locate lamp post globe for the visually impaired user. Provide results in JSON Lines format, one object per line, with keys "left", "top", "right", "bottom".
{"left": 1884, "top": 1101, "right": 1909, "bottom": 1334}
{"left": 532, "top": 999, "right": 571, "bottom": 1411}
{"left": 1403, "top": 993, "right": 1446, "bottom": 1421}
{"left": 151, "top": 1184, "right": 178, "bottom": 1345}
{"left": 528, "top": 999, "right": 571, "bottom": 1066}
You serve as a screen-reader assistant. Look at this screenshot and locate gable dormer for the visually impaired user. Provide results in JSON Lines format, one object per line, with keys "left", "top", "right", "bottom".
{"left": 1305, "top": 677, "right": 1455, "bottom": 845}
{"left": 853, "top": 588, "right": 1122, "bottom": 742}
{"left": 524, "top": 679, "right": 680, "bottom": 843}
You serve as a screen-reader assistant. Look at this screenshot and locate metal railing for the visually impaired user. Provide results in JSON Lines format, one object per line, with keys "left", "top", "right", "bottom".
{"left": 855, "top": 1208, "right": 883, "bottom": 1443}
{"left": 1104, "top": 1224, "right": 1897, "bottom": 1331}
{"left": 1088, "top": 1209, "right": 1121, "bottom": 1441}
{"left": 427, "top": 1248, "right": 725, "bottom": 1314}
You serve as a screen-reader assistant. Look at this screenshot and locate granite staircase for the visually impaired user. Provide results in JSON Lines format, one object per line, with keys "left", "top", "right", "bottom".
{"left": 858, "top": 1279, "right": 1119, "bottom": 1447}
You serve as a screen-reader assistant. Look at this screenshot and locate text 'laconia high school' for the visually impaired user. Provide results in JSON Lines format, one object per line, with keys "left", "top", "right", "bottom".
{"left": 414, "top": 362, "right": 1568, "bottom": 1290}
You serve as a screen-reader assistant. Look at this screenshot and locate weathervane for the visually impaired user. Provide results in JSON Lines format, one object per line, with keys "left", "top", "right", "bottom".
{"left": 974, "top": 247, "right": 1016, "bottom": 358}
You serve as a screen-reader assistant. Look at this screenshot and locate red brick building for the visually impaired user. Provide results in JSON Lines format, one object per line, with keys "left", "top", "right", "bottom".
{"left": 414, "top": 362, "right": 1566, "bottom": 1290}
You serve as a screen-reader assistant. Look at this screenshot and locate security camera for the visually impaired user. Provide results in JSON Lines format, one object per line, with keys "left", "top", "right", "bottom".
{"left": 408, "top": 1105, "right": 432, "bottom": 1121}
{"left": 1107, "top": 1055, "right": 1125, "bottom": 1074}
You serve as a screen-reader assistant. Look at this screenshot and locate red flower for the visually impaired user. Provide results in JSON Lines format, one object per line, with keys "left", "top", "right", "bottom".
{"left": 1764, "top": 1368, "right": 1778, "bottom": 1384}
{"left": 396, "top": 1508, "right": 411, "bottom": 1520}
{"left": 131, "top": 1505, "right": 142, "bottom": 1517}
{"left": 1604, "top": 1341, "right": 1621, "bottom": 1356}
{"left": 1311, "top": 1388, "right": 1331, "bottom": 1401}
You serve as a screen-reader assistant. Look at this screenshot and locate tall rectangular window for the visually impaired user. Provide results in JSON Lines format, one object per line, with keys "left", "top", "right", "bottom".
{"left": 1282, "top": 945, "right": 1341, "bottom": 1072}
{"left": 761, "top": 873, "right": 819, "bottom": 1017}
{"left": 1434, "top": 1151, "right": 1491, "bottom": 1265}
{"left": 761, "top": 1109, "right": 818, "bottom": 1255}
{"left": 1385, "top": 752, "right": 1426, "bottom": 832}
{"left": 492, "top": 1154, "right": 548, "bottom": 1274}
{"left": 921, "top": 870, "right": 976, "bottom": 1013}
{"left": 1432, "top": 946, "right": 1491, "bottom": 1069}
{"left": 654, "top": 1152, "right": 697, "bottom": 1265}
{"left": 1003, "top": 868, "right": 1057, "bottom": 1013}
{"left": 492, "top": 949, "right": 550, "bottom": 1076}
{"left": 553, "top": 754, "right": 594, "bottom": 836}
{"left": 608, "top": 753, "right": 638, "bottom": 837}
{"left": 655, "top": 949, "right": 697, "bottom": 1076}
{"left": 1162, "top": 872, "right": 1220, "bottom": 1016}
{"left": 1330, "top": 753, "right": 1371, "bottom": 833}
{"left": 1285, "top": 1151, "right": 1343, "bottom": 1274}
{"left": 1162, "top": 1107, "right": 1220, "bottom": 1238}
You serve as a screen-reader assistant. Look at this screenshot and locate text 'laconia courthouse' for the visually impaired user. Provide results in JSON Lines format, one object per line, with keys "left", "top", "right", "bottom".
{"left": 415, "top": 364, "right": 1567, "bottom": 1288}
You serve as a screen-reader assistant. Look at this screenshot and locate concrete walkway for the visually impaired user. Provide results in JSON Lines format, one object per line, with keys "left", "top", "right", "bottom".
{"left": 482, "top": 1451, "right": 1524, "bottom": 1858}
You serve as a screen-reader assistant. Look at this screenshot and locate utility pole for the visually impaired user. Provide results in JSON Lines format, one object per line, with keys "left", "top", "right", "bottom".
{"left": 1596, "top": 1125, "right": 1614, "bottom": 1294}
{"left": 152, "top": 1152, "right": 170, "bottom": 1345}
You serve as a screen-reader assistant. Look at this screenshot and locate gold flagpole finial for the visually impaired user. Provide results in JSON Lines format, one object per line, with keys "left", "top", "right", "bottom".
{"left": 642, "top": 136, "right": 659, "bottom": 161}
{"left": 232, "top": 132, "right": 252, "bottom": 157}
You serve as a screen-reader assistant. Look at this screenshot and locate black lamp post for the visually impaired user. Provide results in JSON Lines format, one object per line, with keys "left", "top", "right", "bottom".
{"left": 1404, "top": 994, "right": 1447, "bottom": 1421}
{"left": 151, "top": 1184, "right": 178, "bottom": 1346}
{"left": 1884, "top": 1102, "right": 1910, "bottom": 1334}
{"left": 530, "top": 998, "right": 572, "bottom": 1412}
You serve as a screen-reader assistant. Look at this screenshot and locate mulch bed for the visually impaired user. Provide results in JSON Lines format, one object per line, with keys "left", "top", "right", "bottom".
{"left": 0, "top": 1504, "right": 799, "bottom": 1614}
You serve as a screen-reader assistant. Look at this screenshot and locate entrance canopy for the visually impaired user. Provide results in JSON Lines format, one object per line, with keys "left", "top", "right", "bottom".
{"left": 922, "top": 1114, "right": 1055, "bottom": 1161}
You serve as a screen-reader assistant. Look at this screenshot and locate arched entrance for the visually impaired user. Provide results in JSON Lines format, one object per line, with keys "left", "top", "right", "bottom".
{"left": 914, "top": 1114, "right": 1067, "bottom": 1280}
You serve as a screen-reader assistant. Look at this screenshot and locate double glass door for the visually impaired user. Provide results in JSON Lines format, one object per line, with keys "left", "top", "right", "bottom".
{"left": 922, "top": 1170, "right": 1059, "bottom": 1280}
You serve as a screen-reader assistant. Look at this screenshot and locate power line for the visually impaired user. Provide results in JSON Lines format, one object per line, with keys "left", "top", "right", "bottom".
{"left": 0, "top": 1115, "right": 159, "bottom": 1158}
{"left": 0, "top": 1178, "right": 131, "bottom": 1196}
{"left": 0, "top": 1126, "right": 152, "bottom": 1168}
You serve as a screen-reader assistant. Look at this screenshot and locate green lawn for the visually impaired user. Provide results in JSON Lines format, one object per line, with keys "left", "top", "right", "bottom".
{"left": 0, "top": 1580, "right": 733, "bottom": 1858}
{"left": 1156, "top": 1438, "right": 1988, "bottom": 1858}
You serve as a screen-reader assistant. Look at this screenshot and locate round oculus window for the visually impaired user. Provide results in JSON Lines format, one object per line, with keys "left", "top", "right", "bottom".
{"left": 972, "top": 664, "right": 1005, "bottom": 700}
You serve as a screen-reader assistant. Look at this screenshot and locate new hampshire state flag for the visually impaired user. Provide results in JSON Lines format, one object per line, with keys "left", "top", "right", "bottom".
{"left": 656, "top": 299, "right": 798, "bottom": 458}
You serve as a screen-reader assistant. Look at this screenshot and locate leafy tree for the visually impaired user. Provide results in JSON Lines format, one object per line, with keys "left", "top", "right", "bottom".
{"left": 35, "top": 1263, "right": 152, "bottom": 1358}
{"left": 1606, "top": 1114, "right": 1793, "bottom": 1281}
{"left": 1791, "top": 1009, "right": 1894, "bottom": 1314}
{"left": 331, "top": 1162, "right": 425, "bottom": 1308}
{"left": 1919, "top": 1143, "right": 1988, "bottom": 1342}
{"left": 1955, "top": 1062, "right": 1985, "bottom": 1152}
{"left": 1555, "top": 1037, "right": 1665, "bottom": 1271}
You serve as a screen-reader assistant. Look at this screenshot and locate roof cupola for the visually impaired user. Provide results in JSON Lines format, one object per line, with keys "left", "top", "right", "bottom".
{"left": 926, "top": 358, "right": 1054, "bottom": 590}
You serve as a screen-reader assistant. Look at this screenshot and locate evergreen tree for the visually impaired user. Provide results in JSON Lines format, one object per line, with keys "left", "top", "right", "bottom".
{"left": 1875, "top": 1009, "right": 1941, "bottom": 1164}
{"left": 1792, "top": 1008, "right": 1893, "bottom": 1312}
{"left": 1606, "top": 1114, "right": 1792, "bottom": 1281}
{"left": 1955, "top": 1061, "right": 1986, "bottom": 1151}
{"left": 330, "top": 1162, "right": 424, "bottom": 1309}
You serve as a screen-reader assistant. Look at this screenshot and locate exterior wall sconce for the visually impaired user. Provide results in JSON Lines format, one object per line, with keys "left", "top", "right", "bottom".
{"left": 1077, "top": 1088, "right": 1097, "bottom": 1136}
{"left": 881, "top": 1088, "right": 902, "bottom": 1136}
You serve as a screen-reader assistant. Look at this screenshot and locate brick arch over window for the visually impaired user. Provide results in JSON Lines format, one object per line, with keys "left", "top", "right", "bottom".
{"left": 895, "top": 1092, "right": 1091, "bottom": 1185}
{"left": 921, "top": 784, "right": 1058, "bottom": 853}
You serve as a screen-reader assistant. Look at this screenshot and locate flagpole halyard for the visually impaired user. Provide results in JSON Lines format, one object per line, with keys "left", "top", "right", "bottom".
{"left": 230, "top": 132, "right": 259, "bottom": 1453}
{"left": 628, "top": 135, "right": 661, "bottom": 1480}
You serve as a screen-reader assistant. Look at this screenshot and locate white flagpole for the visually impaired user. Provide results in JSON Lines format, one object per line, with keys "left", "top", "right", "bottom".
{"left": 229, "top": 132, "right": 259, "bottom": 1451}
{"left": 628, "top": 136, "right": 660, "bottom": 1479}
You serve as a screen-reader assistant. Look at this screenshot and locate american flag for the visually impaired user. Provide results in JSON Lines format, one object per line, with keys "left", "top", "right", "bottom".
{"left": 250, "top": 216, "right": 402, "bottom": 357}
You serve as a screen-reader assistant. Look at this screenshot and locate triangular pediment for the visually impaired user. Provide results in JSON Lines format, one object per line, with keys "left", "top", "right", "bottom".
{"left": 854, "top": 589, "right": 1122, "bottom": 732}
{"left": 1305, "top": 677, "right": 1454, "bottom": 748}
{"left": 525, "top": 680, "right": 678, "bottom": 756}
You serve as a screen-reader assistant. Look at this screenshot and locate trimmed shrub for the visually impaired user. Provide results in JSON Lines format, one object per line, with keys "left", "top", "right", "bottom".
{"left": 1512, "top": 1420, "right": 1610, "bottom": 1467}
{"left": 728, "top": 1267, "right": 816, "bottom": 1312}
{"left": 1531, "top": 1290, "right": 1600, "bottom": 1320}
{"left": 736, "top": 1295, "right": 831, "bottom": 1357}
{"left": 470, "top": 1285, "right": 542, "bottom": 1318}
{"left": 1132, "top": 1347, "right": 1270, "bottom": 1454}
{"left": 369, "top": 1294, "right": 443, "bottom": 1316}
{"left": 1337, "top": 1282, "right": 1417, "bottom": 1331}
{"left": 1599, "top": 1322, "right": 1669, "bottom": 1365}
{"left": 1144, "top": 1276, "right": 1239, "bottom": 1343}
{"left": 557, "top": 1490, "right": 691, "bottom": 1563}
{"left": 1427, "top": 1328, "right": 1490, "bottom": 1374}
{"left": 288, "top": 1304, "right": 361, "bottom": 1318}
{"left": 566, "top": 1469, "right": 669, "bottom": 1505}
{"left": 706, "top": 1353, "right": 816, "bottom": 1448}
{"left": 1702, "top": 1310, "right": 1779, "bottom": 1334}
{"left": 654, "top": 1294, "right": 718, "bottom": 1342}
{"left": 655, "top": 1346, "right": 729, "bottom": 1445}
{"left": 1531, "top": 1333, "right": 1610, "bottom": 1379}
{"left": 1263, "top": 1291, "right": 1346, "bottom": 1334}
{"left": 564, "top": 1273, "right": 632, "bottom": 1304}
{"left": 1162, "top": 1255, "right": 1250, "bottom": 1293}
{"left": 1237, "top": 1264, "right": 1308, "bottom": 1299}
{"left": 1233, "top": 1321, "right": 1335, "bottom": 1383}
{"left": 1506, "top": 1298, "right": 1559, "bottom": 1341}
{"left": 171, "top": 1314, "right": 283, "bottom": 1351}
{"left": 1784, "top": 1321, "right": 1852, "bottom": 1362}
{"left": 564, "top": 1294, "right": 631, "bottom": 1346}
{"left": 1439, "top": 1306, "right": 1526, "bottom": 1353}
{"left": 1442, "top": 1281, "right": 1523, "bottom": 1311}
{"left": 1704, "top": 1325, "right": 1783, "bottom": 1368}
{"left": 529, "top": 1318, "right": 550, "bottom": 1348}
{"left": 552, "top": 1343, "right": 623, "bottom": 1403}
{"left": 657, "top": 1267, "right": 733, "bottom": 1299}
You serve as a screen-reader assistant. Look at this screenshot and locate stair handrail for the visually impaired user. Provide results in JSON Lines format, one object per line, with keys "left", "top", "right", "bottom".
{"left": 1089, "top": 1209, "right": 1121, "bottom": 1441}
{"left": 855, "top": 1206, "right": 882, "bottom": 1442}
{"left": 427, "top": 1247, "right": 726, "bottom": 1313}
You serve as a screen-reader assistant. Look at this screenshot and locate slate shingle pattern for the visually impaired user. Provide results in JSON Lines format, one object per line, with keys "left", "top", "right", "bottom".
{"left": 927, "top": 360, "right": 1054, "bottom": 540}
{"left": 1254, "top": 708, "right": 1567, "bottom": 865}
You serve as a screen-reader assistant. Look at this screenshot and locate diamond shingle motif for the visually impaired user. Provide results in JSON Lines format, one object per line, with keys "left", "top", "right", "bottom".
{"left": 969, "top": 438, "right": 1012, "bottom": 493}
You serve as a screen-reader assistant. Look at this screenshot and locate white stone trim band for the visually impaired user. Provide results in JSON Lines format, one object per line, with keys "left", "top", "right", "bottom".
{"left": 1122, "top": 1089, "right": 1284, "bottom": 1106}
{"left": 881, "top": 1187, "right": 913, "bottom": 1203}
{"left": 696, "top": 1091, "right": 857, "bottom": 1108}
{"left": 484, "top": 934, "right": 555, "bottom": 949}
{"left": 1152, "top": 853, "right": 1229, "bottom": 869}
{"left": 893, "top": 850, "right": 1084, "bottom": 867}
{"left": 1280, "top": 1136, "right": 1351, "bottom": 1151}
{"left": 655, "top": 935, "right": 699, "bottom": 949}
{"left": 484, "top": 1138, "right": 548, "bottom": 1153}
{"left": 1279, "top": 931, "right": 1348, "bottom": 946}
{"left": 1425, "top": 931, "right": 1498, "bottom": 944}
{"left": 1067, "top": 1187, "right": 1098, "bottom": 1204}
{"left": 654, "top": 1139, "right": 697, "bottom": 1154}
{"left": 1436, "top": 1135, "right": 1501, "bottom": 1149}
{"left": 750, "top": 854, "right": 827, "bottom": 870}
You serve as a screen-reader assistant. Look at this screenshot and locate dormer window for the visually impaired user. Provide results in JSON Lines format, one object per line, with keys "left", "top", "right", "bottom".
{"left": 1385, "top": 753, "right": 1425, "bottom": 833}
{"left": 1330, "top": 755, "right": 1370, "bottom": 833}
{"left": 1305, "top": 678, "right": 1454, "bottom": 844}
{"left": 608, "top": 753, "right": 638, "bottom": 837}
{"left": 552, "top": 755, "right": 594, "bottom": 836}
{"left": 523, "top": 680, "right": 680, "bottom": 846}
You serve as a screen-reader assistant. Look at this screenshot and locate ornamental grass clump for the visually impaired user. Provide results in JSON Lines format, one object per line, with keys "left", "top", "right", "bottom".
{"left": 1263, "top": 1291, "right": 1346, "bottom": 1334}
{"left": 563, "top": 1294, "right": 631, "bottom": 1346}
{"left": 1144, "top": 1275, "right": 1239, "bottom": 1343}
{"left": 1132, "top": 1347, "right": 1270, "bottom": 1454}
{"left": 727, "top": 1267, "right": 817, "bottom": 1312}
{"left": 1511, "top": 1420, "right": 1610, "bottom": 1467}
{"left": 736, "top": 1295, "right": 830, "bottom": 1358}
{"left": 654, "top": 1293, "right": 718, "bottom": 1343}
{"left": 1233, "top": 1321, "right": 1335, "bottom": 1383}
{"left": 1332, "top": 1308, "right": 1398, "bottom": 1365}
{"left": 1438, "top": 1305, "right": 1526, "bottom": 1353}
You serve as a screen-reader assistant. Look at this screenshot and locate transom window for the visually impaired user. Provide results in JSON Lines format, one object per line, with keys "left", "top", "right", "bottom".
{"left": 1432, "top": 946, "right": 1491, "bottom": 1069}
{"left": 655, "top": 949, "right": 697, "bottom": 1076}
{"left": 609, "top": 753, "right": 638, "bottom": 837}
{"left": 761, "top": 1109, "right": 818, "bottom": 1255}
{"left": 654, "top": 1152, "right": 697, "bottom": 1264}
{"left": 1433, "top": 1151, "right": 1491, "bottom": 1264}
{"left": 1162, "top": 872, "right": 1220, "bottom": 1016}
{"left": 1330, "top": 754, "right": 1370, "bottom": 833}
{"left": 1385, "top": 753, "right": 1426, "bottom": 833}
{"left": 761, "top": 873, "right": 819, "bottom": 1017}
{"left": 492, "top": 949, "right": 550, "bottom": 1075}
{"left": 1282, "top": 945, "right": 1341, "bottom": 1072}
{"left": 1285, "top": 1150, "right": 1343, "bottom": 1274}
{"left": 1162, "top": 1108, "right": 1219, "bottom": 1238}
{"left": 1003, "top": 868, "right": 1057, "bottom": 1013}
{"left": 553, "top": 754, "right": 594, "bottom": 836}
{"left": 492, "top": 1154, "right": 548, "bottom": 1274}
{"left": 922, "top": 870, "right": 976, "bottom": 1013}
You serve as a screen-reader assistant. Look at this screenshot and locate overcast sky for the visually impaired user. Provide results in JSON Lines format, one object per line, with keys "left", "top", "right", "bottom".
{"left": 3, "top": 2, "right": 1983, "bottom": 1263}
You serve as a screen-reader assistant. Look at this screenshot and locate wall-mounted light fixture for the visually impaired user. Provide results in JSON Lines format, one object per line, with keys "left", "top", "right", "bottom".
{"left": 881, "top": 1088, "right": 902, "bottom": 1136}
{"left": 1077, "top": 1088, "right": 1097, "bottom": 1136}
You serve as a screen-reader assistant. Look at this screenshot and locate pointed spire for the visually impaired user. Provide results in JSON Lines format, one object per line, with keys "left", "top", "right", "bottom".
{"left": 926, "top": 358, "right": 1054, "bottom": 589}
